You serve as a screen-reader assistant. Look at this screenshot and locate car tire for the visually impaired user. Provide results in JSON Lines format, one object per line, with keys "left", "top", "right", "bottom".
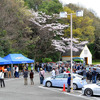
{"left": 46, "top": 81, "right": 52, "bottom": 87}
{"left": 73, "top": 83, "right": 78, "bottom": 90}
{"left": 84, "top": 88, "right": 93, "bottom": 96}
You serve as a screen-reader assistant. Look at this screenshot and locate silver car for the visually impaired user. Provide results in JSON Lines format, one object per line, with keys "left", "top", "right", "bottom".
{"left": 82, "top": 83, "right": 100, "bottom": 96}
{"left": 43, "top": 73, "right": 87, "bottom": 90}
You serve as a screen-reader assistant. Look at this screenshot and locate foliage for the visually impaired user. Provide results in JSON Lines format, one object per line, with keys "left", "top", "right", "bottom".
{"left": 63, "top": 6, "right": 95, "bottom": 43}
{"left": 42, "top": 58, "right": 52, "bottom": 63}
{"left": 88, "top": 43, "right": 95, "bottom": 59}
{"left": 92, "top": 59, "right": 100, "bottom": 64}
{"left": 66, "top": 3, "right": 100, "bottom": 59}
{"left": 38, "top": 0, "right": 63, "bottom": 15}
{"left": 24, "top": 0, "right": 42, "bottom": 11}
{"left": 0, "top": 0, "right": 33, "bottom": 56}
{"left": 1, "top": 1, "right": 100, "bottom": 61}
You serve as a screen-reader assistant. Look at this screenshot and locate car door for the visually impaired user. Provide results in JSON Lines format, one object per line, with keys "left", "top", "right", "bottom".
{"left": 63, "top": 74, "right": 68, "bottom": 87}
{"left": 95, "top": 83, "right": 100, "bottom": 95}
{"left": 52, "top": 74, "right": 64, "bottom": 87}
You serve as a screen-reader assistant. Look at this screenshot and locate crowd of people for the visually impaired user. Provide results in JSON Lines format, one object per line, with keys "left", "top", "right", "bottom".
{"left": 0, "top": 62, "right": 99, "bottom": 88}
{"left": 35, "top": 62, "right": 100, "bottom": 85}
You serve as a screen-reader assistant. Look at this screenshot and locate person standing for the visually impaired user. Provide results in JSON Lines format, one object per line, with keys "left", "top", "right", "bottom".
{"left": 30, "top": 70, "right": 34, "bottom": 85}
{"left": 39, "top": 68, "right": 45, "bottom": 84}
{"left": 23, "top": 69, "right": 28, "bottom": 85}
{"left": 26, "top": 63, "right": 29, "bottom": 70}
{"left": 51, "top": 68, "right": 55, "bottom": 78}
{"left": 66, "top": 69, "right": 70, "bottom": 73}
{"left": 88, "top": 68, "right": 92, "bottom": 82}
{"left": 15, "top": 65, "right": 19, "bottom": 78}
{"left": 0, "top": 70, "right": 5, "bottom": 87}
{"left": 83, "top": 68, "right": 87, "bottom": 79}
{"left": 92, "top": 68, "right": 97, "bottom": 83}
{"left": 67, "top": 74, "right": 71, "bottom": 92}
{"left": 31, "top": 63, "right": 34, "bottom": 70}
{"left": 55, "top": 67, "right": 59, "bottom": 75}
{"left": 7, "top": 66, "right": 11, "bottom": 78}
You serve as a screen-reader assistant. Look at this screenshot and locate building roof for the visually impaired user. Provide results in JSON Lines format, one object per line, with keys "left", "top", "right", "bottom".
{"left": 62, "top": 49, "right": 83, "bottom": 57}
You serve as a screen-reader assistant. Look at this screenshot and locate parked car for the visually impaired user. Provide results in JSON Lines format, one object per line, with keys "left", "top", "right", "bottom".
{"left": 82, "top": 83, "right": 100, "bottom": 96}
{"left": 43, "top": 73, "right": 87, "bottom": 90}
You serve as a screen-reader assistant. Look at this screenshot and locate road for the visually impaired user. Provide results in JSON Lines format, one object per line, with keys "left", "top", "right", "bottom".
{"left": 0, "top": 72, "right": 99, "bottom": 100}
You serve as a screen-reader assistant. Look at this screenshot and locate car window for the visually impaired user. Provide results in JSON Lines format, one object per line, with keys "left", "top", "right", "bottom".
{"left": 75, "top": 74, "right": 83, "bottom": 78}
{"left": 55, "top": 74, "right": 64, "bottom": 78}
{"left": 73, "top": 76, "right": 75, "bottom": 78}
{"left": 64, "top": 74, "right": 68, "bottom": 78}
{"left": 64, "top": 74, "right": 75, "bottom": 78}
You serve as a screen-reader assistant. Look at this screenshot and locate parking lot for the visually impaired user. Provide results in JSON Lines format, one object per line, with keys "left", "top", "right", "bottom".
{"left": 0, "top": 72, "right": 99, "bottom": 100}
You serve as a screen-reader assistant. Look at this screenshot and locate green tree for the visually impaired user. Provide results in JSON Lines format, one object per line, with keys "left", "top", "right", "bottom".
{"left": 63, "top": 6, "right": 95, "bottom": 42}
{"left": 42, "top": 58, "right": 52, "bottom": 63}
{"left": 0, "top": 0, "right": 33, "bottom": 56}
{"left": 24, "top": 0, "right": 42, "bottom": 11}
{"left": 38, "top": 0, "right": 63, "bottom": 15}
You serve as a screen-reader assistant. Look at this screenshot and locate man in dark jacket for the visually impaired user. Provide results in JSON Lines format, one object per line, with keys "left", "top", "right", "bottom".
{"left": 30, "top": 70, "right": 34, "bottom": 85}
{"left": 67, "top": 73, "right": 71, "bottom": 92}
{"left": 23, "top": 69, "right": 28, "bottom": 85}
{"left": 88, "top": 68, "right": 92, "bottom": 82}
{"left": 92, "top": 68, "right": 97, "bottom": 83}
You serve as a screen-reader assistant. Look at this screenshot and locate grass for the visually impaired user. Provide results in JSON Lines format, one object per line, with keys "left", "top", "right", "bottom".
{"left": 92, "top": 59, "right": 100, "bottom": 65}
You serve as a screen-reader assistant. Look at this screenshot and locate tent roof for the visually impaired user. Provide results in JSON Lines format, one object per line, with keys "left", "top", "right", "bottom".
{"left": 3, "top": 54, "right": 34, "bottom": 64}
{"left": 72, "top": 57, "right": 83, "bottom": 60}
{"left": 0, "top": 57, "right": 11, "bottom": 65}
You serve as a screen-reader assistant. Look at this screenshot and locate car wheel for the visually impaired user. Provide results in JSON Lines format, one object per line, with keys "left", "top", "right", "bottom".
{"left": 84, "top": 88, "right": 93, "bottom": 96}
{"left": 73, "top": 83, "right": 78, "bottom": 90}
{"left": 46, "top": 81, "right": 52, "bottom": 87}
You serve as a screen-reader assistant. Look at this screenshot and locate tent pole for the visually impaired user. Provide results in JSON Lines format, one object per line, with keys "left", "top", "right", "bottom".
{"left": 11, "top": 64, "right": 13, "bottom": 78}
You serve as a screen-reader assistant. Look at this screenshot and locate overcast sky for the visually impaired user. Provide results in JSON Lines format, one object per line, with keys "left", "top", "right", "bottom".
{"left": 60, "top": 0, "right": 100, "bottom": 17}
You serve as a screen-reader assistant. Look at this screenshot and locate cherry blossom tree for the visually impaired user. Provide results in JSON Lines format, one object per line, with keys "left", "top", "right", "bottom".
{"left": 29, "top": 10, "right": 88, "bottom": 61}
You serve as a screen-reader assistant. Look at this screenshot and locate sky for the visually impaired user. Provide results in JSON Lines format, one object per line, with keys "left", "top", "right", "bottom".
{"left": 60, "top": 0, "right": 100, "bottom": 17}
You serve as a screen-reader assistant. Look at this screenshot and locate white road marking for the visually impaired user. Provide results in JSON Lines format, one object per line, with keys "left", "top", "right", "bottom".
{"left": 39, "top": 86, "right": 100, "bottom": 100}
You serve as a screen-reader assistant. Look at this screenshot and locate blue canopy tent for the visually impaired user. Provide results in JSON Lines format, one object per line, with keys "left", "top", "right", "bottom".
{"left": 0, "top": 57, "right": 11, "bottom": 65}
{"left": 3, "top": 54, "right": 34, "bottom": 77}
{"left": 3, "top": 54, "right": 34, "bottom": 64}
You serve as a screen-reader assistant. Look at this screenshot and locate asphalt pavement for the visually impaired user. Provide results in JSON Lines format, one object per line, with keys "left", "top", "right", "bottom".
{"left": 0, "top": 72, "right": 99, "bottom": 100}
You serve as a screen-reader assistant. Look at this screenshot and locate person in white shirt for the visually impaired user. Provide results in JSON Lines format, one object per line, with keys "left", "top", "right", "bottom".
{"left": 39, "top": 68, "right": 45, "bottom": 84}
{"left": 0, "top": 70, "right": 5, "bottom": 87}
{"left": 15, "top": 65, "right": 19, "bottom": 78}
{"left": 52, "top": 68, "right": 55, "bottom": 77}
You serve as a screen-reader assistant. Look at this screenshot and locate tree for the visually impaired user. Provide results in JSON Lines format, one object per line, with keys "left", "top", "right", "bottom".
{"left": 24, "top": 0, "right": 42, "bottom": 11}
{"left": 38, "top": 0, "right": 63, "bottom": 15}
{"left": 28, "top": 11, "right": 68, "bottom": 62}
{"left": 63, "top": 6, "right": 95, "bottom": 43}
{"left": 29, "top": 11, "right": 88, "bottom": 62}
{"left": 0, "top": 0, "right": 33, "bottom": 56}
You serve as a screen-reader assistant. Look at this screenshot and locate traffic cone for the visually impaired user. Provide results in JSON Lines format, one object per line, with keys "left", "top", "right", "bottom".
{"left": 62, "top": 84, "right": 66, "bottom": 92}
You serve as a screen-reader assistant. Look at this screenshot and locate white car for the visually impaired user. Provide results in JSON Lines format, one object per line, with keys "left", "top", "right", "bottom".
{"left": 43, "top": 73, "right": 87, "bottom": 90}
{"left": 82, "top": 83, "right": 100, "bottom": 96}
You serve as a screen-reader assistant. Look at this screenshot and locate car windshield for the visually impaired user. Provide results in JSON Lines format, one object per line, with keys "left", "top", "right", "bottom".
{"left": 55, "top": 74, "right": 64, "bottom": 78}
{"left": 75, "top": 74, "right": 83, "bottom": 78}
{"left": 55, "top": 74, "right": 76, "bottom": 79}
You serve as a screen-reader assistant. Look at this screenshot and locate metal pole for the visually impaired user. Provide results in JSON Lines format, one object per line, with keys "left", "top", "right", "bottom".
{"left": 70, "top": 13, "right": 73, "bottom": 93}
{"left": 11, "top": 64, "right": 13, "bottom": 78}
